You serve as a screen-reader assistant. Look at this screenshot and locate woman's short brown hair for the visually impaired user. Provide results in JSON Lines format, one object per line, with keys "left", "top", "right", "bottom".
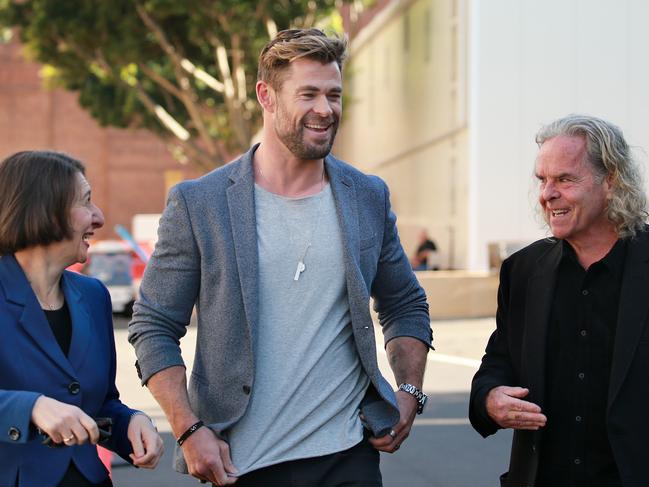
{"left": 257, "top": 28, "right": 348, "bottom": 90}
{"left": 0, "top": 150, "right": 85, "bottom": 254}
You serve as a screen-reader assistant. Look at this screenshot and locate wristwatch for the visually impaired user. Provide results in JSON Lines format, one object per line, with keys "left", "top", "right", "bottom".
{"left": 398, "top": 383, "right": 427, "bottom": 414}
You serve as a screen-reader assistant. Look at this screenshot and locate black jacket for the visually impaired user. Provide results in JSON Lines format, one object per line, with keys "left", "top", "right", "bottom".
{"left": 469, "top": 230, "right": 649, "bottom": 487}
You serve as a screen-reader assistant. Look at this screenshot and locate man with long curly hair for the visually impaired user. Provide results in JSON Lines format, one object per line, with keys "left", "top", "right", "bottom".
{"left": 470, "top": 114, "right": 649, "bottom": 487}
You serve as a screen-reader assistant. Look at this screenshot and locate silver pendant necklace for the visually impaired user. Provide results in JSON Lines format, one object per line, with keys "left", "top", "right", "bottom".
{"left": 293, "top": 247, "right": 309, "bottom": 281}
{"left": 257, "top": 163, "right": 326, "bottom": 281}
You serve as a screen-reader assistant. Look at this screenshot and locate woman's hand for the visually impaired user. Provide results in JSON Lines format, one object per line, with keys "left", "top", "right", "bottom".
{"left": 31, "top": 396, "right": 99, "bottom": 446}
{"left": 127, "top": 413, "right": 164, "bottom": 468}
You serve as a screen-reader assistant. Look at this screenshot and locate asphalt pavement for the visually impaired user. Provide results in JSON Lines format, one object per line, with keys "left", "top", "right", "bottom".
{"left": 110, "top": 317, "right": 512, "bottom": 487}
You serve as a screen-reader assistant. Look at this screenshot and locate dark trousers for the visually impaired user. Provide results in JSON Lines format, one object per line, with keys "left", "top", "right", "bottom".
{"left": 230, "top": 436, "right": 382, "bottom": 487}
{"left": 58, "top": 462, "right": 112, "bottom": 487}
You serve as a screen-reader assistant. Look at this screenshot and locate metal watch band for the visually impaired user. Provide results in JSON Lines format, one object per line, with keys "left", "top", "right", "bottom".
{"left": 398, "top": 383, "right": 427, "bottom": 414}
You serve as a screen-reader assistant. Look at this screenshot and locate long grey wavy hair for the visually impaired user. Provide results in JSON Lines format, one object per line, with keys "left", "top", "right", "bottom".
{"left": 536, "top": 114, "right": 648, "bottom": 237}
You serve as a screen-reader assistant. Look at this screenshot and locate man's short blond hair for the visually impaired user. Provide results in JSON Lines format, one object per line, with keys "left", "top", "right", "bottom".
{"left": 257, "top": 29, "right": 347, "bottom": 90}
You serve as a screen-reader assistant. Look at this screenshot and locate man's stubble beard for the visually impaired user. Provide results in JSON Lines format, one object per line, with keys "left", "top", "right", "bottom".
{"left": 274, "top": 106, "right": 339, "bottom": 160}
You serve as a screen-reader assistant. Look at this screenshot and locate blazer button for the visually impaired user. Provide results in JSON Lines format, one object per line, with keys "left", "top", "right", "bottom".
{"left": 68, "top": 381, "right": 81, "bottom": 395}
{"left": 242, "top": 385, "right": 251, "bottom": 395}
{"left": 8, "top": 427, "right": 21, "bottom": 441}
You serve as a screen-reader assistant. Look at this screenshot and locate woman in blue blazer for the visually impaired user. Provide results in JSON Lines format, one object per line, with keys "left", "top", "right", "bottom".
{"left": 0, "top": 151, "right": 163, "bottom": 486}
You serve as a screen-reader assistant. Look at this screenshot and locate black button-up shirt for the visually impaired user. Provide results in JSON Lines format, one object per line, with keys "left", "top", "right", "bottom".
{"left": 536, "top": 239, "right": 626, "bottom": 487}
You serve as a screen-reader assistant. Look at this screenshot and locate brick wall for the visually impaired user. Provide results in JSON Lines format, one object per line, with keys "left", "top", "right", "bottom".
{"left": 0, "top": 39, "right": 201, "bottom": 240}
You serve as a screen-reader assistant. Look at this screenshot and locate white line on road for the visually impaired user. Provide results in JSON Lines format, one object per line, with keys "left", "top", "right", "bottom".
{"left": 427, "top": 353, "right": 481, "bottom": 369}
{"left": 414, "top": 417, "right": 471, "bottom": 426}
{"left": 377, "top": 347, "right": 481, "bottom": 369}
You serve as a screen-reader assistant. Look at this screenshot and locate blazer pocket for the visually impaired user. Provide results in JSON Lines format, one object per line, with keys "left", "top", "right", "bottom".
{"left": 360, "top": 234, "right": 378, "bottom": 251}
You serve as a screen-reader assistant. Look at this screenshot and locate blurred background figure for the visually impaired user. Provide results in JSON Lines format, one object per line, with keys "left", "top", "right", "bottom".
{"left": 411, "top": 230, "right": 439, "bottom": 271}
{"left": 0, "top": 151, "right": 162, "bottom": 487}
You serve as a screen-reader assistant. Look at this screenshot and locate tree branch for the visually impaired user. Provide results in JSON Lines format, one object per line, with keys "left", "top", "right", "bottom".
{"left": 207, "top": 33, "right": 250, "bottom": 149}
{"left": 180, "top": 58, "right": 224, "bottom": 93}
{"left": 135, "top": 3, "right": 219, "bottom": 156}
{"left": 139, "top": 63, "right": 185, "bottom": 101}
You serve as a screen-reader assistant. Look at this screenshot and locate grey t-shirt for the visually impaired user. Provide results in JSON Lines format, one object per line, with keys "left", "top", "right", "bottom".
{"left": 227, "top": 183, "right": 370, "bottom": 475}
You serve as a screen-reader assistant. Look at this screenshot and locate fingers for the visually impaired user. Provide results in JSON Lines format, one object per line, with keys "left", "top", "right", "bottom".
{"left": 209, "top": 441, "right": 238, "bottom": 485}
{"left": 69, "top": 422, "right": 89, "bottom": 445}
{"left": 130, "top": 427, "right": 145, "bottom": 459}
{"left": 78, "top": 413, "right": 100, "bottom": 445}
{"left": 486, "top": 386, "right": 547, "bottom": 430}
{"left": 128, "top": 415, "right": 164, "bottom": 469}
{"left": 220, "top": 441, "right": 238, "bottom": 475}
{"left": 183, "top": 427, "right": 239, "bottom": 485}
{"left": 130, "top": 431, "right": 164, "bottom": 469}
{"left": 30, "top": 396, "right": 99, "bottom": 446}
{"left": 504, "top": 409, "right": 547, "bottom": 429}
{"left": 500, "top": 386, "right": 531, "bottom": 400}
{"left": 369, "top": 389, "right": 418, "bottom": 453}
{"left": 55, "top": 414, "right": 97, "bottom": 446}
{"left": 368, "top": 428, "right": 403, "bottom": 453}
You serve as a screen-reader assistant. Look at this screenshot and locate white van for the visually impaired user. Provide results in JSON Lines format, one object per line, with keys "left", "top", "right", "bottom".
{"left": 86, "top": 240, "right": 137, "bottom": 315}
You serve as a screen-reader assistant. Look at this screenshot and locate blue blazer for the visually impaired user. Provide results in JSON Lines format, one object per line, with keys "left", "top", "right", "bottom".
{"left": 0, "top": 254, "right": 136, "bottom": 487}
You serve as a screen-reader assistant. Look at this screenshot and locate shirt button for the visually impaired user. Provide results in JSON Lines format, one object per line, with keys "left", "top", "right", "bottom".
{"left": 8, "top": 427, "right": 21, "bottom": 441}
{"left": 574, "top": 458, "right": 581, "bottom": 465}
{"left": 576, "top": 415, "right": 582, "bottom": 422}
{"left": 68, "top": 381, "right": 81, "bottom": 395}
{"left": 242, "top": 385, "right": 251, "bottom": 395}
{"left": 578, "top": 372, "right": 585, "bottom": 380}
{"left": 582, "top": 289, "right": 589, "bottom": 296}
{"left": 580, "top": 330, "right": 587, "bottom": 337}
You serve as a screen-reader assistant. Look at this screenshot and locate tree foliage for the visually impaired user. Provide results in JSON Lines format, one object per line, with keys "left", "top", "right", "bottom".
{"left": 0, "top": 0, "right": 346, "bottom": 170}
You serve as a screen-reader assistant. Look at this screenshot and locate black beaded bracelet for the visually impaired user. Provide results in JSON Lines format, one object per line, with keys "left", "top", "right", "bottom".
{"left": 177, "top": 421, "right": 204, "bottom": 446}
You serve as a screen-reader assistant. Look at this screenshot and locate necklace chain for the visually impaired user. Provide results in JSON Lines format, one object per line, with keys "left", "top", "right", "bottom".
{"left": 35, "top": 290, "right": 62, "bottom": 310}
{"left": 38, "top": 298, "right": 59, "bottom": 310}
{"left": 256, "top": 162, "right": 325, "bottom": 199}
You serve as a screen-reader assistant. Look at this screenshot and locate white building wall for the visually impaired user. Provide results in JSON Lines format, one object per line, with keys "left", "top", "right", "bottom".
{"left": 469, "top": 0, "right": 649, "bottom": 269}
{"left": 336, "top": 0, "right": 469, "bottom": 269}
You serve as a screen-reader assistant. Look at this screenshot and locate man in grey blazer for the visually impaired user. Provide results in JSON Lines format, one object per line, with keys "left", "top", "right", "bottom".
{"left": 129, "top": 29, "right": 432, "bottom": 487}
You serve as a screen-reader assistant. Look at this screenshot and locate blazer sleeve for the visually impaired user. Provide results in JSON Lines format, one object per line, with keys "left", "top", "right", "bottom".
{"left": 128, "top": 185, "right": 200, "bottom": 385}
{"left": 469, "top": 257, "right": 517, "bottom": 437}
{"left": 0, "top": 390, "right": 42, "bottom": 444}
{"left": 371, "top": 180, "right": 432, "bottom": 348}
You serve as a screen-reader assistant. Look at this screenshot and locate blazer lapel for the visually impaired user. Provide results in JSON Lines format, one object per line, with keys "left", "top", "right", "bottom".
{"left": 61, "top": 273, "right": 92, "bottom": 372}
{"left": 521, "top": 240, "right": 562, "bottom": 407}
{"left": 326, "top": 157, "right": 367, "bottom": 302}
{"left": 1, "top": 255, "right": 75, "bottom": 378}
{"left": 226, "top": 147, "right": 259, "bottom": 333}
{"left": 608, "top": 233, "right": 649, "bottom": 407}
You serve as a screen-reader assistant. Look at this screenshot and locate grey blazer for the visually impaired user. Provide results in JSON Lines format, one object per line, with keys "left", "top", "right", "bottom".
{"left": 129, "top": 145, "right": 431, "bottom": 470}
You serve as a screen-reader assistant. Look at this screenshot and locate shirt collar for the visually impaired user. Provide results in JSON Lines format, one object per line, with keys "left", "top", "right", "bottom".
{"left": 560, "top": 238, "right": 627, "bottom": 279}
